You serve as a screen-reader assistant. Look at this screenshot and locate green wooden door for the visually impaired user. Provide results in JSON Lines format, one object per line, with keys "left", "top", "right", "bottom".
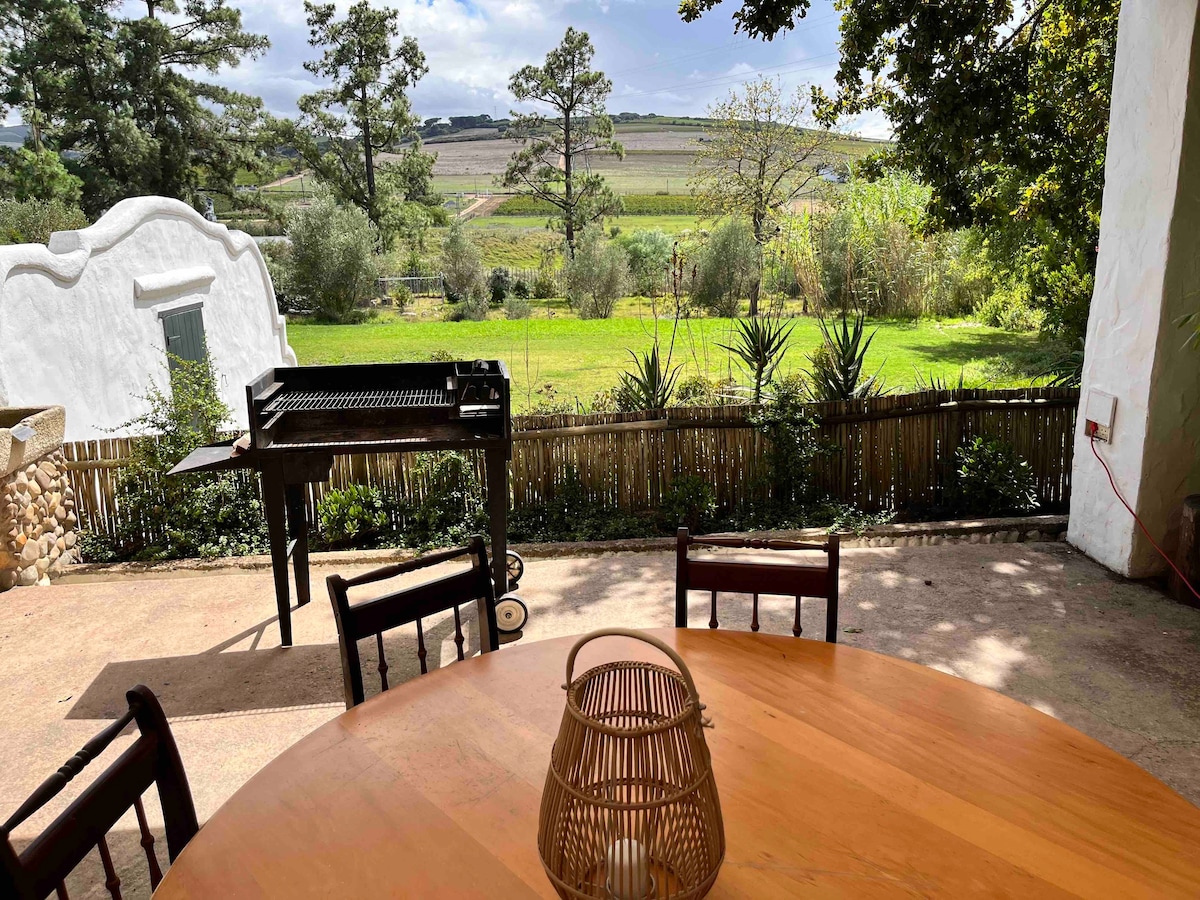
{"left": 161, "top": 306, "right": 207, "bottom": 370}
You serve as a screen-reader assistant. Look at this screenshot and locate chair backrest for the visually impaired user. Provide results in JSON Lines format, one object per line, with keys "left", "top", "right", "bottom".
{"left": 675, "top": 527, "right": 841, "bottom": 642}
{"left": 326, "top": 535, "right": 496, "bottom": 709}
{"left": 1, "top": 685, "right": 198, "bottom": 900}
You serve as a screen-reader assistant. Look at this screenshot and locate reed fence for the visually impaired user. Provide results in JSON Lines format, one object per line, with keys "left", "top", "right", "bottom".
{"left": 61, "top": 388, "right": 1079, "bottom": 540}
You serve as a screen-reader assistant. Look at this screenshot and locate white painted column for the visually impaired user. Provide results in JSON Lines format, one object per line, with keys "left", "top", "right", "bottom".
{"left": 1069, "top": 0, "right": 1200, "bottom": 576}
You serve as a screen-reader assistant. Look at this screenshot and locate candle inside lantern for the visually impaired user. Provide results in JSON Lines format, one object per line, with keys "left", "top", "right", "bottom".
{"left": 606, "top": 838, "right": 651, "bottom": 900}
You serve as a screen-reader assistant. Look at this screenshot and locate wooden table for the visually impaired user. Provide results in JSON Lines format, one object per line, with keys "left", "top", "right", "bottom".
{"left": 155, "top": 629, "right": 1200, "bottom": 898}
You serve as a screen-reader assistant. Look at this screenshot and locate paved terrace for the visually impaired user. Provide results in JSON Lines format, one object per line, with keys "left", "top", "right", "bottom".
{"left": 1, "top": 540, "right": 1198, "bottom": 897}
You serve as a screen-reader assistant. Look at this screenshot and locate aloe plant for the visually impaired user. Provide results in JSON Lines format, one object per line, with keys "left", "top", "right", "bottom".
{"left": 618, "top": 345, "right": 681, "bottom": 410}
{"left": 805, "top": 310, "right": 885, "bottom": 401}
{"left": 718, "top": 314, "right": 796, "bottom": 404}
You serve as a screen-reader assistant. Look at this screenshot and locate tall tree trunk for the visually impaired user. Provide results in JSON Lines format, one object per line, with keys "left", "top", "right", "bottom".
{"left": 361, "top": 83, "right": 376, "bottom": 223}
{"left": 750, "top": 206, "right": 766, "bottom": 316}
{"left": 563, "top": 110, "right": 574, "bottom": 252}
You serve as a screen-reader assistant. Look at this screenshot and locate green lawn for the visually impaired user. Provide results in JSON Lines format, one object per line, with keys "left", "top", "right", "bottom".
{"left": 287, "top": 315, "right": 1043, "bottom": 413}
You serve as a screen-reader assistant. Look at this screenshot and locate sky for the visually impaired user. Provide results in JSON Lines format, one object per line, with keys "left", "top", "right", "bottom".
{"left": 216, "top": 0, "right": 891, "bottom": 138}
{"left": 4, "top": 0, "right": 889, "bottom": 138}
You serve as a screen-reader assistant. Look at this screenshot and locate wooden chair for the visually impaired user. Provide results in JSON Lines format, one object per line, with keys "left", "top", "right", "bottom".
{"left": 1, "top": 685, "right": 198, "bottom": 900}
{"left": 326, "top": 535, "right": 498, "bottom": 709}
{"left": 675, "top": 527, "right": 841, "bottom": 643}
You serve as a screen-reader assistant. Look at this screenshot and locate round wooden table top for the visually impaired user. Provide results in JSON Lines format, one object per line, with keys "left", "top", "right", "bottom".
{"left": 154, "top": 629, "right": 1200, "bottom": 899}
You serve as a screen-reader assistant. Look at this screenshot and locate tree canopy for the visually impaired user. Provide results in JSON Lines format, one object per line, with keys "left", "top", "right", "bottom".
{"left": 0, "top": 0, "right": 271, "bottom": 217}
{"left": 281, "top": 0, "right": 437, "bottom": 249}
{"left": 690, "top": 76, "right": 833, "bottom": 314}
{"left": 681, "top": 0, "right": 1120, "bottom": 339}
{"left": 502, "top": 27, "right": 623, "bottom": 252}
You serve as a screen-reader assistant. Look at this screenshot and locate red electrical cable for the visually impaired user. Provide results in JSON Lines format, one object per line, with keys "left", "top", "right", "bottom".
{"left": 1088, "top": 431, "right": 1200, "bottom": 601}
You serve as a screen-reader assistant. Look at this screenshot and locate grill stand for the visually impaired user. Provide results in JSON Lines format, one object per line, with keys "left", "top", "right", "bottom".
{"left": 255, "top": 450, "right": 503, "bottom": 653}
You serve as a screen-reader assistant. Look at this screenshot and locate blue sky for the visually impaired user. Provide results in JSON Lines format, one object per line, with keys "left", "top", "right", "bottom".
{"left": 217, "top": 0, "right": 890, "bottom": 137}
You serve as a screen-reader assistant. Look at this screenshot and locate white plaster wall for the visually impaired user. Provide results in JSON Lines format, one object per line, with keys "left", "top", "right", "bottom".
{"left": 1069, "top": 0, "right": 1200, "bottom": 575}
{"left": 0, "top": 197, "right": 296, "bottom": 441}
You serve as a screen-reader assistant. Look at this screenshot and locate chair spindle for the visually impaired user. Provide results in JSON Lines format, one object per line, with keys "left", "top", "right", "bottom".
{"left": 709, "top": 591, "right": 719, "bottom": 629}
{"left": 416, "top": 618, "right": 428, "bottom": 675}
{"left": 132, "top": 796, "right": 162, "bottom": 889}
{"left": 56, "top": 882, "right": 68, "bottom": 899}
{"left": 751, "top": 593, "right": 760, "bottom": 632}
{"left": 97, "top": 835, "right": 121, "bottom": 900}
{"left": 375, "top": 631, "right": 390, "bottom": 693}
{"left": 793, "top": 597, "right": 803, "bottom": 637}
{"left": 453, "top": 606, "right": 465, "bottom": 661}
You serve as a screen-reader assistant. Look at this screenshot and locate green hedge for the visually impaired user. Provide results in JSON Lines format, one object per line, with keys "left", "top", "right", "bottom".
{"left": 494, "top": 194, "right": 699, "bottom": 216}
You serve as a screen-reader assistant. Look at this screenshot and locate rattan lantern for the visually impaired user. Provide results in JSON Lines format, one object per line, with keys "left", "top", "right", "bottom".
{"left": 538, "top": 629, "right": 725, "bottom": 900}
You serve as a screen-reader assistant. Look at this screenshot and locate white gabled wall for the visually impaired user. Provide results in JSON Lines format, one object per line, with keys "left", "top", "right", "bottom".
{"left": 0, "top": 197, "right": 296, "bottom": 441}
{"left": 1069, "top": 0, "right": 1200, "bottom": 576}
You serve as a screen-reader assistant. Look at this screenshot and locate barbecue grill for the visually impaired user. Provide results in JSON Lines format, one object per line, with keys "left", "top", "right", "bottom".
{"left": 169, "top": 361, "right": 521, "bottom": 649}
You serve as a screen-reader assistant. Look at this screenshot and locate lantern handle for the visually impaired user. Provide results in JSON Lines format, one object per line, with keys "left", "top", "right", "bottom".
{"left": 563, "top": 628, "right": 708, "bottom": 722}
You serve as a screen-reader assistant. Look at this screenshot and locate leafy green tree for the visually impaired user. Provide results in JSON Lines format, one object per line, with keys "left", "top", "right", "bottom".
{"left": 282, "top": 1, "right": 435, "bottom": 248}
{"left": 617, "top": 229, "right": 673, "bottom": 296}
{"left": 681, "top": 0, "right": 1118, "bottom": 341}
{"left": 284, "top": 187, "right": 380, "bottom": 323}
{"left": 502, "top": 28, "right": 623, "bottom": 252}
{"left": 440, "top": 219, "right": 485, "bottom": 303}
{"left": 691, "top": 76, "right": 832, "bottom": 314}
{"left": 692, "top": 219, "right": 758, "bottom": 317}
{"left": 563, "top": 229, "right": 629, "bottom": 319}
{"left": 0, "top": 0, "right": 271, "bottom": 217}
{"left": 0, "top": 146, "right": 81, "bottom": 204}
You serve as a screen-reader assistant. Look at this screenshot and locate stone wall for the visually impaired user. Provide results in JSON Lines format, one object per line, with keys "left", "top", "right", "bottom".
{"left": 0, "top": 449, "right": 77, "bottom": 589}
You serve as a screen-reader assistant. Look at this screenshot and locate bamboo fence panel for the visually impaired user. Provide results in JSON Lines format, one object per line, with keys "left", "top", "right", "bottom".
{"left": 62, "top": 389, "right": 1079, "bottom": 541}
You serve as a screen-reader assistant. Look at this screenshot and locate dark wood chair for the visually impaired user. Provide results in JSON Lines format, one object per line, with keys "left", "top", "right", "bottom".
{"left": 675, "top": 527, "right": 841, "bottom": 642}
{"left": 1, "top": 685, "right": 198, "bottom": 900}
{"left": 326, "top": 535, "right": 498, "bottom": 709}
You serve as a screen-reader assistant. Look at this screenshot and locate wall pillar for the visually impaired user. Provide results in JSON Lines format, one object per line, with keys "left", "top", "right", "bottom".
{"left": 1069, "top": 0, "right": 1200, "bottom": 576}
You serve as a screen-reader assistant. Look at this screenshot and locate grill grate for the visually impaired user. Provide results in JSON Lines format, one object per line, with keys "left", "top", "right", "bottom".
{"left": 263, "top": 388, "right": 454, "bottom": 414}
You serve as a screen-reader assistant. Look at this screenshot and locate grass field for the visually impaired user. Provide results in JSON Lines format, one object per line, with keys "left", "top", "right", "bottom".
{"left": 287, "top": 315, "right": 1043, "bottom": 412}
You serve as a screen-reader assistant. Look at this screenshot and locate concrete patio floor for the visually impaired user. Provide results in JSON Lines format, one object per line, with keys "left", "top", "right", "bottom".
{"left": 2, "top": 540, "right": 1199, "bottom": 897}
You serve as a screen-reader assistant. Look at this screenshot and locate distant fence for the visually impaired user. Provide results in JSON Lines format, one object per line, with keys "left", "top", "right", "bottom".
{"left": 62, "top": 388, "right": 1079, "bottom": 540}
{"left": 377, "top": 275, "right": 445, "bottom": 298}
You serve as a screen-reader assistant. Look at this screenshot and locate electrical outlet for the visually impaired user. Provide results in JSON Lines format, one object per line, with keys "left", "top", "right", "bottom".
{"left": 1085, "top": 390, "right": 1116, "bottom": 442}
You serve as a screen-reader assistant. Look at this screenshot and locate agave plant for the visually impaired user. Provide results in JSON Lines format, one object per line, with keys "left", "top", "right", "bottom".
{"left": 1039, "top": 339, "right": 1085, "bottom": 387}
{"left": 718, "top": 314, "right": 796, "bottom": 404}
{"left": 805, "top": 310, "right": 886, "bottom": 401}
{"left": 618, "top": 344, "right": 681, "bottom": 410}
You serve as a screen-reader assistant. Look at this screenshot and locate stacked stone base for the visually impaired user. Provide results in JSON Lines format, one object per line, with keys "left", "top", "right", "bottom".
{"left": 0, "top": 449, "right": 78, "bottom": 590}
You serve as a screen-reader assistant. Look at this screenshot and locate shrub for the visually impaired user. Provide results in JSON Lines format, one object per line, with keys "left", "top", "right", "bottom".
{"left": 285, "top": 188, "right": 379, "bottom": 323}
{"left": 401, "top": 452, "right": 487, "bottom": 547}
{"left": 106, "top": 355, "right": 269, "bottom": 561}
{"left": 692, "top": 220, "right": 757, "bottom": 317}
{"left": 504, "top": 295, "right": 532, "bottom": 319}
{"left": 563, "top": 230, "right": 629, "bottom": 319}
{"left": 388, "top": 283, "right": 413, "bottom": 311}
{"left": 951, "top": 436, "right": 1039, "bottom": 516}
{"left": 533, "top": 267, "right": 558, "bottom": 299}
{"left": 974, "top": 282, "right": 1043, "bottom": 332}
{"left": 750, "top": 374, "right": 827, "bottom": 514}
{"left": 0, "top": 198, "right": 88, "bottom": 245}
{"left": 508, "top": 468, "right": 650, "bottom": 543}
{"left": 673, "top": 376, "right": 739, "bottom": 407}
{"left": 512, "top": 279, "right": 532, "bottom": 299}
{"left": 316, "top": 484, "right": 392, "bottom": 548}
{"left": 530, "top": 383, "right": 576, "bottom": 414}
{"left": 441, "top": 219, "right": 485, "bottom": 302}
{"left": 487, "top": 267, "right": 512, "bottom": 306}
{"left": 617, "top": 229, "right": 673, "bottom": 296}
{"left": 660, "top": 476, "right": 717, "bottom": 533}
{"left": 260, "top": 239, "right": 297, "bottom": 313}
